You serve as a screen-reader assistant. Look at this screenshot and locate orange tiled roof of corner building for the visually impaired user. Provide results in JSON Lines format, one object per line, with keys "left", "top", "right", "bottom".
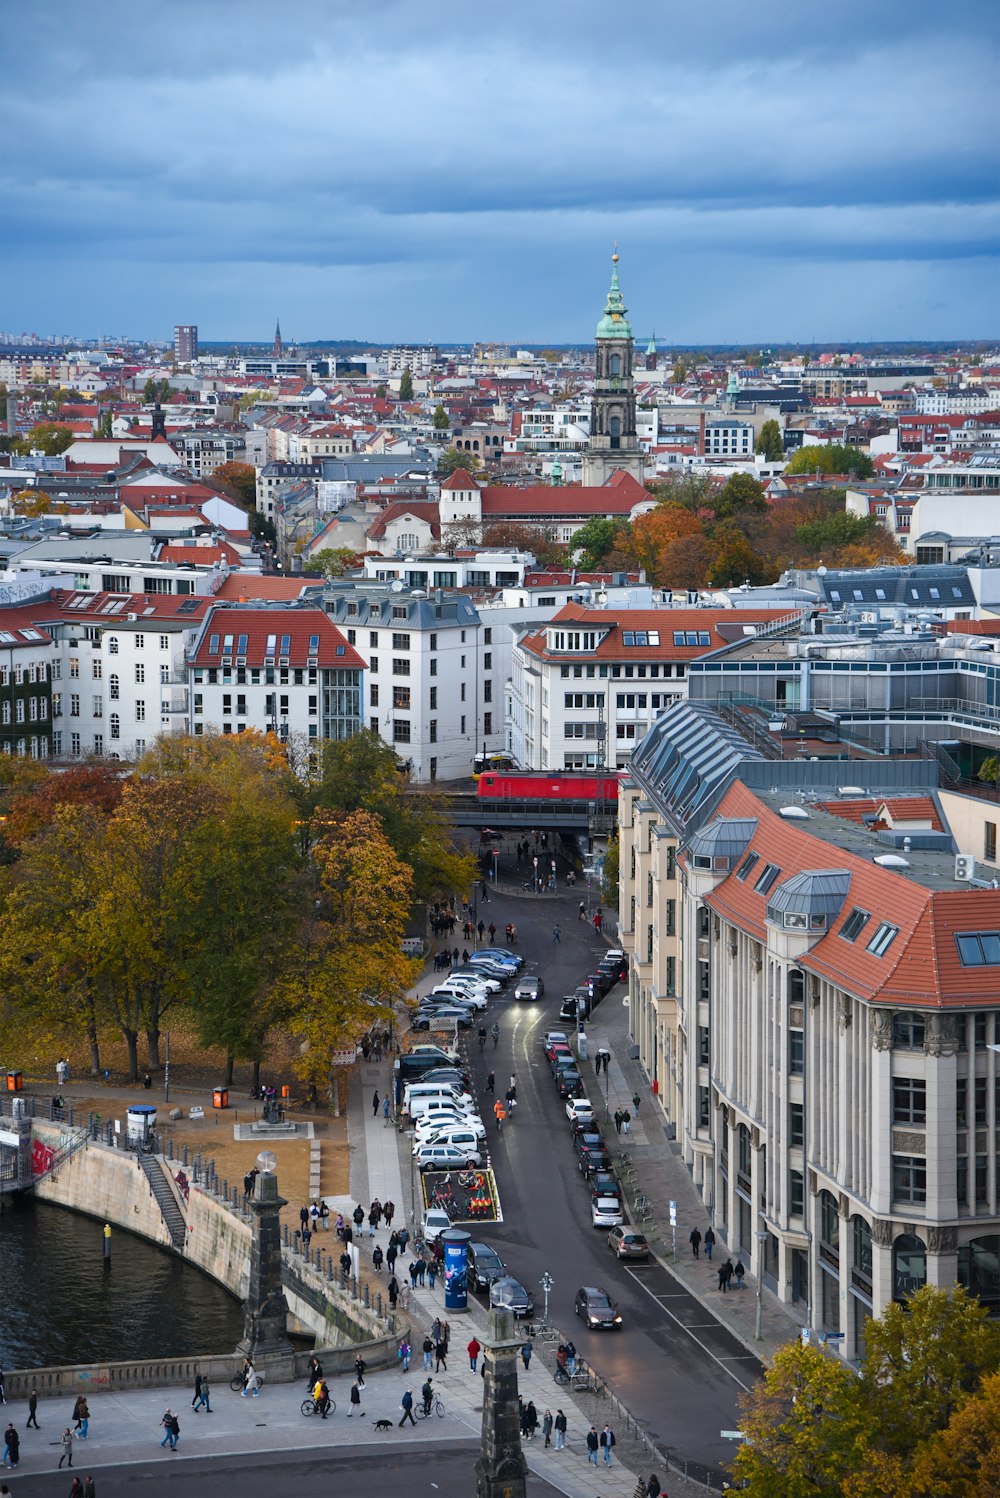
{"left": 815, "top": 796, "right": 944, "bottom": 833}
{"left": 702, "top": 781, "right": 1000, "bottom": 1008}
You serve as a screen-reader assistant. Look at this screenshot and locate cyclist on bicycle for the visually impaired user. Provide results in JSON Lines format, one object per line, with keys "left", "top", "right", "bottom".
{"left": 421, "top": 1378, "right": 434, "bottom": 1417}
{"left": 478, "top": 1025, "right": 487, "bottom": 1050}
{"left": 491, "top": 1022, "right": 499, "bottom": 1047}
{"left": 494, "top": 1099, "right": 507, "bottom": 1132}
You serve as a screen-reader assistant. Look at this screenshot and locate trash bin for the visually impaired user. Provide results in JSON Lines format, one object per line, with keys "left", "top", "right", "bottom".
{"left": 213, "top": 1087, "right": 229, "bottom": 1110}
{"left": 281, "top": 1084, "right": 290, "bottom": 1100}
{"left": 6, "top": 1071, "right": 23, "bottom": 1092}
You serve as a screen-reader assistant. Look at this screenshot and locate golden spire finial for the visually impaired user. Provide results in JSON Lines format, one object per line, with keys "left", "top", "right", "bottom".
{"left": 612, "top": 240, "right": 619, "bottom": 263}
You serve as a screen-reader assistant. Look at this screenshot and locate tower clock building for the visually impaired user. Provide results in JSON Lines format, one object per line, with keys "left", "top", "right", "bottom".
{"left": 582, "top": 250, "right": 647, "bottom": 485}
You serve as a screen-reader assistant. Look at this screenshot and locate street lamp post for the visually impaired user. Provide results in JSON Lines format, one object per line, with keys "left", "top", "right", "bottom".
{"left": 539, "top": 1270, "right": 554, "bottom": 1327}
{"left": 755, "top": 1230, "right": 769, "bottom": 1341}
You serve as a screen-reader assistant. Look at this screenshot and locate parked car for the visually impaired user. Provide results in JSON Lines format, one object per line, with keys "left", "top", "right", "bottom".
{"left": 409, "top": 1043, "right": 461, "bottom": 1065}
{"left": 608, "top": 1226, "right": 651, "bottom": 1261}
{"left": 513, "top": 974, "right": 544, "bottom": 1002}
{"left": 475, "top": 948, "right": 522, "bottom": 968}
{"left": 430, "top": 983, "right": 489, "bottom": 1008}
{"left": 543, "top": 1030, "right": 569, "bottom": 1050}
{"left": 415, "top": 1142, "right": 482, "bottom": 1172}
{"left": 413, "top": 1006, "right": 473, "bottom": 1030}
{"left": 449, "top": 966, "right": 502, "bottom": 991}
{"left": 566, "top": 1097, "right": 595, "bottom": 1124}
{"left": 546, "top": 1038, "right": 573, "bottom": 1063}
{"left": 396, "top": 1049, "right": 459, "bottom": 1084}
{"left": 413, "top": 1126, "right": 484, "bottom": 1157}
{"left": 422, "top": 1207, "right": 452, "bottom": 1244}
{"left": 573, "top": 1129, "right": 606, "bottom": 1162}
{"left": 579, "top": 1144, "right": 613, "bottom": 1176}
{"left": 416, "top": 1067, "right": 471, "bottom": 1090}
{"left": 489, "top": 1276, "right": 535, "bottom": 1318}
{"left": 591, "top": 1193, "right": 625, "bottom": 1228}
{"left": 575, "top": 1285, "right": 622, "bottom": 1329}
{"left": 560, "top": 995, "right": 589, "bottom": 1023}
{"left": 469, "top": 1242, "right": 507, "bottom": 1292}
{"left": 590, "top": 1170, "right": 621, "bottom": 1201}
{"left": 556, "top": 1069, "right": 585, "bottom": 1100}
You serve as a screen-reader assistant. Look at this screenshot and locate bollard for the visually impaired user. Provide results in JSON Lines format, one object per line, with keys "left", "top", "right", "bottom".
{"left": 282, "top": 1222, "right": 289, "bottom": 1246}
{"left": 327, "top": 1259, "right": 334, "bottom": 1281}
{"left": 103, "top": 1222, "right": 111, "bottom": 1265}
{"left": 182, "top": 1145, "right": 190, "bottom": 1167}
{"left": 222, "top": 1178, "right": 228, "bottom": 1199}
{"left": 351, "top": 1275, "right": 358, "bottom": 1300}
{"left": 364, "top": 1282, "right": 370, "bottom": 1309}
{"left": 376, "top": 1292, "right": 383, "bottom": 1317}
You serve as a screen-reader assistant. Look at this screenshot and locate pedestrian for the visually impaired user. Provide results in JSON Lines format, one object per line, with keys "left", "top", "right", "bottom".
{"left": 191, "top": 1372, "right": 202, "bottom": 1410}
{"left": 399, "top": 1389, "right": 416, "bottom": 1427}
{"left": 353, "top": 1203, "right": 365, "bottom": 1231}
{"left": 354, "top": 1354, "right": 367, "bottom": 1388}
{"left": 622, "top": 1108, "right": 631, "bottom": 1134}
{"left": 71, "top": 1396, "right": 86, "bottom": 1433}
{"left": 159, "top": 1410, "right": 179, "bottom": 1450}
{"left": 488, "top": 923, "right": 496, "bottom": 942}
{"left": 398, "top": 1225, "right": 409, "bottom": 1255}
{"left": 690, "top": 1227, "right": 702, "bottom": 1258}
{"left": 520, "top": 1341, "right": 532, "bottom": 1372}
{"left": 704, "top": 1227, "right": 716, "bottom": 1262}
{"left": 467, "top": 1336, "right": 481, "bottom": 1372}
{"left": 421, "top": 1379, "right": 435, "bottom": 1418}
{"left": 310, "top": 1200, "right": 320, "bottom": 1232}
{"left": 26, "top": 1388, "right": 39, "bottom": 1428}
{"left": 409, "top": 1259, "right": 419, "bottom": 1289}
{"left": 307, "top": 1355, "right": 323, "bottom": 1389}
{"left": 59, "top": 1427, "right": 74, "bottom": 1467}
{"left": 579, "top": 900, "right": 586, "bottom": 920}
{"left": 593, "top": 910, "right": 602, "bottom": 932}
{"left": 565, "top": 1339, "right": 577, "bottom": 1375}
{"left": 554, "top": 1410, "right": 567, "bottom": 1450}
{"left": 320, "top": 1201, "right": 330, "bottom": 1231}
{"left": 348, "top": 1380, "right": 365, "bottom": 1417}
{"left": 299, "top": 1203, "right": 309, "bottom": 1233}
{"left": 301, "top": 1225, "right": 312, "bottom": 1254}
{"left": 383, "top": 1199, "right": 395, "bottom": 1227}
{"left": 477, "top": 920, "right": 485, "bottom": 940}
{"left": 552, "top": 924, "right": 561, "bottom": 943}
{"left": 632, "top": 1091, "right": 641, "bottom": 1115}
{"left": 68, "top": 1481, "right": 83, "bottom": 1498}
{"left": 435, "top": 1339, "right": 448, "bottom": 1372}
{"left": 373, "top": 1244, "right": 384, "bottom": 1273}
{"left": 340, "top": 1250, "right": 352, "bottom": 1278}
{"left": 195, "top": 1374, "right": 211, "bottom": 1413}
{"left": 518, "top": 1396, "right": 529, "bottom": 1438}
{"left": 600, "top": 1423, "right": 616, "bottom": 1467}
{"left": 382, "top": 1096, "right": 390, "bottom": 1125}
{"left": 398, "top": 1338, "right": 411, "bottom": 1372}
{"left": 422, "top": 1334, "right": 433, "bottom": 1371}
{"left": 734, "top": 1260, "right": 746, "bottom": 1290}
{"left": 83, "top": 1478, "right": 97, "bottom": 1498}
{"left": 372, "top": 1090, "right": 380, "bottom": 1117}
{"left": 387, "top": 1242, "right": 398, "bottom": 1274}
{"left": 1, "top": 1424, "right": 18, "bottom": 1470}
{"left": 486, "top": 1072, "right": 495, "bottom": 1095}
{"left": 613, "top": 1107, "right": 624, "bottom": 1135}
{"left": 242, "top": 1365, "right": 260, "bottom": 1398}
{"left": 427, "top": 1260, "right": 437, "bottom": 1290}
{"left": 647, "top": 1476, "right": 662, "bottom": 1498}
{"left": 719, "top": 1258, "right": 733, "bottom": 1293}
{"left": 586, "top": 1426, "right": 600, "bottom": 1466}
{"left": 542, "top": 1408, "right": 553, "bottom": 1447}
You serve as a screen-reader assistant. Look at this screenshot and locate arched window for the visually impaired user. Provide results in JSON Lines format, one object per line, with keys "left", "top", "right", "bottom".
{"left": 893, "top": 1233, "right": 926, "bottom": 1302}
{"left": 108, "top": 636, "right": 119, "bottom": 654}
{"left": 609, "top": 354, "right": 621, "bottom": 377}
{"left": 109, "top": 674, "right": 120, "bottom": 700}
{"left": 473, "top": 440, "right": 479, "bottom": 451}
{"left": 609, "top": 416, "right": 622, "bottom": 449}
{"left": 958, "top": 1234, "right": 1000, "bottom": 1312}
{"left": 819, "top": 1190, "right": 840, "bottom": 1258}
{"left": 788, "top": 969, "right": 805, "bottom": 1004}
{"left": 109, "top": 714, "right": 120, "bottom": 740}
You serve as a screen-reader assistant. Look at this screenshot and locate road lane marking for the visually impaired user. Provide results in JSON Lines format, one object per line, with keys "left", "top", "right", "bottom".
{"left": 623, "top": 1266, "right": 760, "bottom": 1394}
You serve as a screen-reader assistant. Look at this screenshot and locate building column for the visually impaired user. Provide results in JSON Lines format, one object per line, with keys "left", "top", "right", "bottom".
{"left": 475, "top": 1307, "right": 528, "bottom": 1498}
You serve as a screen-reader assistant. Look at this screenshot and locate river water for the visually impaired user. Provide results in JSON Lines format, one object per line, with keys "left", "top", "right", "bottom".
{"left": 0, "top": 1195, "right": 244, "bottom": 1370}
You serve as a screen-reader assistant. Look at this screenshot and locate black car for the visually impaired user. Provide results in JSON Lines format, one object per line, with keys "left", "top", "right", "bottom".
{"left": 575, "top": 1285, "right": 622, "bottom": 1329}
{"left": 469, "top": 1242, "right": 507, "bottom": 1292}
{"left": 590, "top": 1170, "right": 622, "bottom": 1201}
{"left": 489, "top": 1276, "right": 535, "bottom": 1318}
{"left": 579, "top": 1146, "right": 613, "bottom": 1177}
{"left": 550, "top": 1052, "right": 578, "bottom": 1079}
{"left": 556, "top": 1069, "right": 584, "bottom": 1099}
{"left": 587, "top": 971, "right": 614, "bottom": 996}
{"left": 418, "top": 1067, "right": 473, "bottom": 1089}
{"left": 573, "top": 1129, "right": 606, "bottom": 1162}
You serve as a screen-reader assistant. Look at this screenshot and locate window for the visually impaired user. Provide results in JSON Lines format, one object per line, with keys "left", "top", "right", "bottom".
{"left": 135, "top": 701, "right": 146, "bottom": 722}
{"left": 893, "top": 1078, "right": 926, "bottom": 1125}
{"left": 135, "top": 663, "right": 145, "bottom": 684}
{"left": 68, "top": 695, "right": 79, "bottom": 718}
{"left": 429, "top": 687, "right": 437, "bottom": 709}
{"left": 429, "top": 720, "right": 437, "bottom": 743}
{"left": 92, "top": 659, "right": 102, "bottom": 679}
{"left": 160, "top": 635, "right": 169, "bottom": 650}
{"left": 893, "top": 1012, "right": 926, "bottom": 1049}
{"left": 392, "top": 658, "right": 410, "bottom": 676}
{"left": 370, "top": 684, "right": 379, "bottom": 708}
{"left": 135, "top": 634, "right": 144, "bottom": 649}
{"left": 840, "top": 907, "right": 870, "bottom": 942}
{"left": 789, "top": 1169, "right": 804, "bottom": 1216}
{"left": 789, "top": 1102, "right": 804, "bottom": 1148}
{"left": 986, "top": 823, "right": 997, "bottom": 862}
{"left": 392, "top": 633, "right": 410, "bottom": 650}
{"left": 484, "top": 712, "right": 492, "bottom": 734}
{"left": 892, "top": 1155, "right": 926, "bottom": 1203}
{"left": 867, "top": 922, "right": 899, "bottom": 957}
{"left": 393, "top": 686, "right": 411, "bottom": 710}
{"left": 70, "top": 733, "right": 80, "bottom": 755}
{"left": 370, "top": 631, "right": 379, "bottom": 649}
{"left": 93, "top": 695, "right": 102, "bottom": 717}
{"left": 754, "top": 862, "right": 781, "bottom": 895}
{"left": 109, "top": 713, "right": 120, "bottom": 740}
{"left": 736, "top": 851, "right": 759, "bottom": 881}
{"left": 392, "top": 720, "right": 411, "bottom": 744}
{"left": 69, "top": 657, "right": 80, "bottom": 679}
{"left": 789, "top": 1030, "right": 804, "bottom": 1074}
{"left": 955, "top": 932, "right": 1000, "bottom": 967}
{"left": 484, "top": 652, "right": 492, "bottom": 670}
{"left": 108, "top": 636, "right": 119, "bottom": 654}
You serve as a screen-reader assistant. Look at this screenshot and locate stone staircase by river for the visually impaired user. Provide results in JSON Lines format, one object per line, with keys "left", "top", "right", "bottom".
{"left": 139, "top": 1154, "right": 188, "bottom": 1249}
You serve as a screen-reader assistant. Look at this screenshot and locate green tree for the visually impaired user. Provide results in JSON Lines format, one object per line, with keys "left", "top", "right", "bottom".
{"left": 249, "top": 510, "right": 277, "bottom": 544}
{"left": 432, "top": 403, "right": 450, "bottom": 430}
{"left": 786, "top": 444, "right": 873, "bottom": 479}
{"left": 309, "top": 547, "right": 361, "bottom": 579}
{"left": 706, "top": 521, "right": 773, "bottom": 586}
{"left": 13, "top": 423, "right": 75, "bottom": 457}
{"left": 398, "top": 369, "right": 414, "bottom": 401}
{"left": 978, "top": 754, "right": 999, "bottom": 787}
{"left": 571, "top": 516, "right": 626, "bottom": 570}
{"left": 142, "top": 376, "right": 172, "bottom": 405}
{"left": 96, "top": 411, "right": 114, "bottom": 439}
{"left": 601, "top": 836, "right": 619, "bottom": 911}
{"left": 375, "top": 384, "right": 387, "bottom": 398}
{"left": 239, "top": 389, "right": 276, "bottom": 412}
{"left": 906, "top": 1368, "right": 1000, "bottom": 1498}
{"left": 714, "top": 471, "right": 767, "bottom": 520}
{"left": 211, "top": 460, "right": 257, "bottom": 508}
{"left": 438, "top": 447, "right": 478, "bottom": 477}
{"left": 793, "top": 510, "right": 881, "bottom": 555}
{"left": 756, "top": 418, "right": 784, "bottom": 462}
{"left": 672, "top": 358, "right": 687, "bottom": 384}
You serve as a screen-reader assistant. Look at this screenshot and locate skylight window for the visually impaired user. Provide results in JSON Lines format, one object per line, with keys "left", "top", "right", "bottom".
{"left": 208, "top": 633, "right": 220, "bottom": 655}
{"left": 955, "top": 932, "right": 1000, "bottom": 967}
{"left": 840, "top": 907, "right": 870, "bottom": 942}
{"left": 237, "top": 634, "right": 248, "bottom": 656}
{"left": 736, "top": 851, "right": 759, "bottom": 881}
{"left": 754, "top": 862, "right": 781, "bottom": 895}
{"left": 866, "top": 922, "right": 899, "bottom": 957}
{"left": 829, "top": 590, "right": 841, "bottom": 602}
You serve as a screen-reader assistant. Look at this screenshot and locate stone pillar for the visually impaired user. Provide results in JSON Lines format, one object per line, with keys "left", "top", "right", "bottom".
{"left": 475, "top": 1306, "right": 528, "bottom": 1498}
{"left": 237, "top": 1154, "right": 294, "bottom": 1378}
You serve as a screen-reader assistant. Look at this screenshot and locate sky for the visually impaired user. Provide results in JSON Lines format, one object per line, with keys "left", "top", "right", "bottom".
{"left": 1, "top": 0, "right": 998, "bottom": 346}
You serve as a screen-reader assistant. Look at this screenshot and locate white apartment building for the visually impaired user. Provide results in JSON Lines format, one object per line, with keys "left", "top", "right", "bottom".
{"left": 914, "top": 388, "right": 994, "bottom": 416}
{"left": 508, "top": 605, "right": 779, "bottom": 771}
{"left": 187, "top": 605, "right": 363, "bottom": 749}
{"left": 702, "top": 419, "right": 755, "bottom": 458}
{"left": 619, "top": 704, "right": 1000, "bottom": 1361}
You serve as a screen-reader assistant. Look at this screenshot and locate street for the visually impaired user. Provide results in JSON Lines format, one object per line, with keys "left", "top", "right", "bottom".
{"left": 459, "top": 865, "right": 761, "bottom": 1481}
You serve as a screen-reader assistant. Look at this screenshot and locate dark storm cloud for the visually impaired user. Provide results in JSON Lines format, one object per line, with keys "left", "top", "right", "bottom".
{"left": 1, "top": 0, "right": 997, "bottom": 340}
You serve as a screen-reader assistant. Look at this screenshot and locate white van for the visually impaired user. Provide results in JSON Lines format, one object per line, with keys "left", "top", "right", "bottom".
{"left": 412, "top": 1126, "right": 484, "bottom": 1157}
{"left": 408, "top": 1094, "right": 479, "bottom": 1123}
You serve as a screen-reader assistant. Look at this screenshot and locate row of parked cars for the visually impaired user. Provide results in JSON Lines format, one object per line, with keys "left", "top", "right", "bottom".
{"left": 412, "top": 947, "right": 524, "bottom": 1031}
{"left": 419, "top": 1208, "right": 536, "bottom": 1317}
{"left": 558, "top": 948, "right": 628, "bottom": 1024}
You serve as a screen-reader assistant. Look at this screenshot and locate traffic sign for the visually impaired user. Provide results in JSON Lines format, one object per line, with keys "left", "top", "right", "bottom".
{"left": 720, "top": 1430, "right": 745, "bottom": 1441}
{"left": 824, "top": 1332, "right": 846, "bottom": 1342}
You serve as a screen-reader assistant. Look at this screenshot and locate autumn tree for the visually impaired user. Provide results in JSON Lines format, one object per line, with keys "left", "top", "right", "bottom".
{"left": 705, "top": 520, "right": 776, "bottom": 586}
{"left": 12, "top": 488, "right": 52, "bottom": 518}
{"left": 2, "top": 763, "right": 125, "bottom": 849}
{"left": 756, "top": 418, "right": 784, "bottom": 462}
{"left": 398, "top": 369, "right": 414, "bottom": 401}
{"left": 672, "top": 358, "right": 687, "bottom": 384}
{"left": 713, "top": 471, "right": 767, "bottom": 520}
{"left": 786, "top": 444, "right": 873, "bottom": 479}
{"left": 622, "top": 503, "right": 703, "bottom": 585}
{"left": 906, "top": 1368, "right": 1000, "bottom": 1498}
{"left": 432, "top": 403, "right": 450, "bottom": 430}
{"left": 481, "top": 521, "right": 564, "bottom": 567}
{"left": 13, "top": 422, "right": 75, "bottom": 457}
{"left": 211, "top": 460, "right": 257, "bottom": 508}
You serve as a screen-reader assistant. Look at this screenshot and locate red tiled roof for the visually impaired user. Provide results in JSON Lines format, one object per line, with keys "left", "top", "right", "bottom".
{"left": 190, "top": 606, "right": 365, "bottom": 670}
{"left": 156, "top": 542, "right": 243, "bottom": 568}
{"left": 815, "top": 797, "right": 944, "bottom": 833}
{"left": 519, "top": 605, "right": 780, "bottom": 664}
{"left": 212, "top": 574, "right": 325, "bottom": 602}
{"left": 702, "top": 782, "right": 1000, "bottom": 1008}
{"left": 440, "top": 469, "right": 480, "bottom": 490}
{"left": 366, "top": 500, "right": 441, "bottom": 541}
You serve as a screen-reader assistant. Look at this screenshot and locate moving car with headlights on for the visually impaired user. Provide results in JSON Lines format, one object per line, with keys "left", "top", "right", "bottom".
{"left": 574, "top": 1285, "right": 622, "bottom": 1329}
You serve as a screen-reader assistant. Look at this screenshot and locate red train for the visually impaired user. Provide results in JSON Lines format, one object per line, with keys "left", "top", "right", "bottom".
{"left": 477, "top": 771, "right": 621, "bottom": 802}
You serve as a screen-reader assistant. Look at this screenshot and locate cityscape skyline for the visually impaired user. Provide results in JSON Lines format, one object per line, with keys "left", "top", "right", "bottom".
{"left": 2, "top": 0, "right": 998, "bottom": 345}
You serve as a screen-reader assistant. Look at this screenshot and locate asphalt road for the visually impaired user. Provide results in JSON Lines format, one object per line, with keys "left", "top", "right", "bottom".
{"left": 463, "top": 869, "right": 761, "bottom": 1482}
{"left": 3, "top": 1440, "right": 567, "bottom": 1498}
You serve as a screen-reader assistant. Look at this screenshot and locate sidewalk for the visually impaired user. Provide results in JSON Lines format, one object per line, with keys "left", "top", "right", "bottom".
{"left": 587, "top": 986, "right": 802, "bottom": 1366}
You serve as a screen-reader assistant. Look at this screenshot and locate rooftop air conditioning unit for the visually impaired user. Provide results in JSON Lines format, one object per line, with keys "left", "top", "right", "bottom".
{"left": 955, "top": 854, "right": 976, "bottom": 882}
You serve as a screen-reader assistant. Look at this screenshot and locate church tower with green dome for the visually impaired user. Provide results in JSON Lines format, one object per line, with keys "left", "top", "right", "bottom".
{"left": 583, "top": 248, "right": 647, "bottom": 485}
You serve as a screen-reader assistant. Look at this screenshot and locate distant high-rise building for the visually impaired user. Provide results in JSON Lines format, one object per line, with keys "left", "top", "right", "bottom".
{"left": 273, "top": 319, "right": 283, "bottom": 357}
{"left": 174, "top": 324, "right": 198, "bottom": 362}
